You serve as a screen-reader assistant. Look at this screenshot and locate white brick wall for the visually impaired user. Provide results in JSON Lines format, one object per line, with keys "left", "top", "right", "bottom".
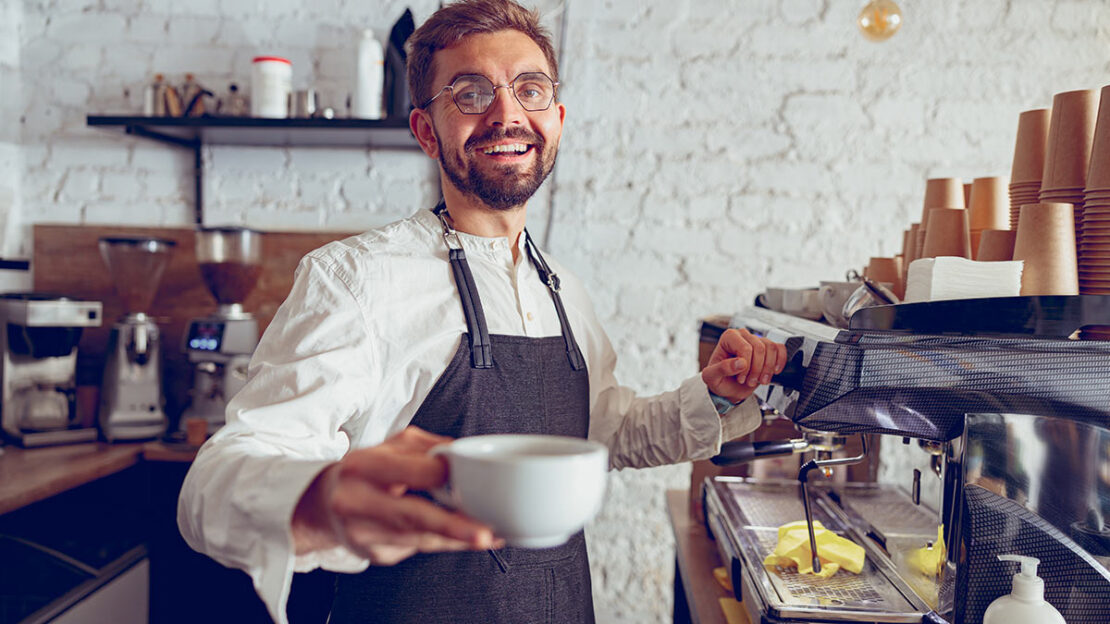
{"left": 10, "top": 0, "right": 1110, "bottom": 621}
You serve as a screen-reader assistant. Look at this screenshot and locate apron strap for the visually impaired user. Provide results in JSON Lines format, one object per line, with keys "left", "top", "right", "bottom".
{"left": 524, "top": 230, "right": 586, "bottom": 371}
{"left": 434, "top": 202, "right": 493, "bottom": 369}
{"left": 433, "top": 202, "right": 585, "bottom": 372}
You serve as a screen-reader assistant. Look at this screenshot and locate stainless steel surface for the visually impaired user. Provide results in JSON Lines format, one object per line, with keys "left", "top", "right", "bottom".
{"left": 705, "top": 478, "right": 933, "bottom": 623}
{"left": 964, "top": 412, "right": 1110, "bottom": 572}
{"left": 0, "top": 296, "right": 102, "bottom": 446}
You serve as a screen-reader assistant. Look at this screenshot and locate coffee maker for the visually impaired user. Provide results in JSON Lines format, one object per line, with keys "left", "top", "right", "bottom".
{"left": 181, "top": 227, "right": 262, "bottom": 433}
{"left": 0, "top": 294, "right": 102, "bottom": 447}
{"left": 705, "top": 297, "right": 1110, "bottom": 624}
{"left": 98, "top": 237, "right": 175, "bottom": 442}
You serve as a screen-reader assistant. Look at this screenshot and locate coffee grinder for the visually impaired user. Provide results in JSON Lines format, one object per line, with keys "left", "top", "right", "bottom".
{"left": 181, "top": 227, "right": 262, "bottom": 433}
{"left": 98, "top": 237, "right": 175, "bottom": 442}
{"left": 0, "top": 294, "right": 103, "bottom": 447}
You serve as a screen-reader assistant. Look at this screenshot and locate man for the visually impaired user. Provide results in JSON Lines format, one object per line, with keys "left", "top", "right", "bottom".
{"left": 178, "top": 1, "right": 786, "bottom": 622}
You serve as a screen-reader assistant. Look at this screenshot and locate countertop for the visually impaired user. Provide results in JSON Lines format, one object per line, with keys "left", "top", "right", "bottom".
{"left": 0, "top": 440, "right": 197, "bottom": 516}
{"left": 667, "top": 489, "right": 751, "bottom": 624}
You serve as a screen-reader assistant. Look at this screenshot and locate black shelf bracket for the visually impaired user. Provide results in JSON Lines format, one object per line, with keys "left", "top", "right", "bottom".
{"left": 124, "top": 124, "right": 204, "bottom": 226}
{"left": 88, "top": 115, "right": 420, "bottom": 229}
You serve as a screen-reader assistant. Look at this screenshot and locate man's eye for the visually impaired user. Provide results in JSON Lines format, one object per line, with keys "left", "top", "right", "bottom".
{"left": 517, "top": 85, "right": 546, "bottom": 100}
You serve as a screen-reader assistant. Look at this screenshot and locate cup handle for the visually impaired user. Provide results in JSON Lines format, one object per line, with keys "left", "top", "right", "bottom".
{"left": 428, "top": 445, "right": 456, "bottom": 507}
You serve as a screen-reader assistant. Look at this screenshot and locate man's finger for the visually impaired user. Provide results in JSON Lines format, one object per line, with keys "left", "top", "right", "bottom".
{"left": 339, "top": 450, "right": 447, "bottom": 490}
{"left": 740, "top": 332, "right": 766, "bottom": 386}
{"left": 389, "top": 426, "right": 455, "bottom": 453}
{"left": 702, "top": 357, "right": 747, "bottom": 388}
{"left": 330, "top": 480, "right": 492, "bottom": 545}
{"left": 758, "top": 338, "right": 778, "bottom": 385}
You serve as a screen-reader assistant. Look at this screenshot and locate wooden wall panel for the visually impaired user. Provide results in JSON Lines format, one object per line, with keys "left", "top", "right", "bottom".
{"left": 33, "top": 224, "right": 356, "bottom": 424}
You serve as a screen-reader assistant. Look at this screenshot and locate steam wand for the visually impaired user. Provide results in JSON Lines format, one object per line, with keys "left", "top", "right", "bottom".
{"left": 798, "top": 435, "right": 868, "bottom": 573}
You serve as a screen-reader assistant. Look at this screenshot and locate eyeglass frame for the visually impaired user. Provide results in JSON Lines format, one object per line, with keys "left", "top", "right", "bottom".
{"left": 421, "top": 71, "right": 561, "bottom": 115}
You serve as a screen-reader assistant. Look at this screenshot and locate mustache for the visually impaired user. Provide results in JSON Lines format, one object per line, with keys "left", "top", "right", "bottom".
{"left": 464, "top": 127, "right": 544, "bottom": 153}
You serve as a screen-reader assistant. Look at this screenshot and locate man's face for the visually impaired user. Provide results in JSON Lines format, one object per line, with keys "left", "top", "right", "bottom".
{"left": 418, "top": 30, "right": 565, "bottom": 211}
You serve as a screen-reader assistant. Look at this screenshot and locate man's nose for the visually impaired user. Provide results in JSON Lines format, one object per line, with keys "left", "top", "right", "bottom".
{"left": 484, "top": 86, "right": 525, "bottom": 125}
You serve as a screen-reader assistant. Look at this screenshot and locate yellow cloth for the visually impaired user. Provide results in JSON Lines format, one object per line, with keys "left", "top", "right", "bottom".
{"left": 718, "top": 597, "right": 752, "bottom": 624}
{"left": 713, "top": 566, "right": 733, "bottom": 592}
{"left": 763, "top": 520, "right": 865, "bottom": 577}
{"left": 907, "top": 525, "right": 946, "bottom": 577}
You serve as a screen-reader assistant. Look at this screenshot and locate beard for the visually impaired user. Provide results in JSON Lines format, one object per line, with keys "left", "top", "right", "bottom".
{"left": 436, "top": 125, "right": 558, "bottom": 211}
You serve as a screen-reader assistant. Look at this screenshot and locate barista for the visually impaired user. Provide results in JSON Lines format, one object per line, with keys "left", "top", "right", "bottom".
{"left": 177, "top": 1, "right": 786, "bottom": 622}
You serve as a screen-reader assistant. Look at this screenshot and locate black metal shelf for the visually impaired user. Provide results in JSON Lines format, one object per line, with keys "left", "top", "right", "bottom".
{"left": 86, "top": 115, "right": 419, "bottom": 149}
{"left": 86, "top": 115, "right": 422, "bottom": 226}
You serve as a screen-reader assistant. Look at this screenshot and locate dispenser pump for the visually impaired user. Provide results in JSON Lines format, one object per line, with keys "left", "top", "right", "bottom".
{"left": 982, "top": 554, "right": 1065, "bottom": 624}
{"left": 997, "top": 555, "right": 1043, "bottom": 602}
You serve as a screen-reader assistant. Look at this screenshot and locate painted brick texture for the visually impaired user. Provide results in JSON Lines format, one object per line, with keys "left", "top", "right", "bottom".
{"left": 10, "top": 0, "right": 1110, "bottom": 622}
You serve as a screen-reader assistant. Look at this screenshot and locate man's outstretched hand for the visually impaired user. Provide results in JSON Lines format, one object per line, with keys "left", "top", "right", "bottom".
{"left": 292, "top": 426, "right": 501, "bottom": 565}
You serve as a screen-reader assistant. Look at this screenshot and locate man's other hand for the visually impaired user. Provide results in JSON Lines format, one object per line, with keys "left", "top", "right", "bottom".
{"left": 701, "top": 328, "right": 787, "bottom": 405}
{"left": 292, "top": 426, "right": 500, "bottom": 565}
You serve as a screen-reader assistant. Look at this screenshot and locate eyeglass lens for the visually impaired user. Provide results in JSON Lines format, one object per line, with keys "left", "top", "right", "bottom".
{"left": 451, "top": 73, "right": 555, "bottom": 114}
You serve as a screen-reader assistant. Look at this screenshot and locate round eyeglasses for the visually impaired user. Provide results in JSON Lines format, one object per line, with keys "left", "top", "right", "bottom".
{"left": 423, "top": 72, "right": 559, "bottom": 115}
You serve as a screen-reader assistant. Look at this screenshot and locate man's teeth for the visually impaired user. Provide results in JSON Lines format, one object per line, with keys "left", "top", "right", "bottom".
{"left": 482, "top": 144, "right": 529, "bottom": 155}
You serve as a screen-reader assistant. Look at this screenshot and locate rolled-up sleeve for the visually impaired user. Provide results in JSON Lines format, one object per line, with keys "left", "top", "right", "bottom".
{"left": 552, "top": 269, "right": 762, "bottom": 469}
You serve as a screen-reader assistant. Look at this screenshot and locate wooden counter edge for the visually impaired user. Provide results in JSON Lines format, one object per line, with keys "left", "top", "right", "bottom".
{"left": 667, "top": 489, "right": 745, "bottom": 624}
{"left": 0, "top": 443, "right": 145, "bottom": 515}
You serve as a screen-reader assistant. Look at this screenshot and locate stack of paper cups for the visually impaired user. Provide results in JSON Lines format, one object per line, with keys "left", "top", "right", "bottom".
{"left": 1079, "top": 85, "right": 1110, "bottom": 339}
{"left": 1010, "top": 109, "right": 1050, "bottom": 229}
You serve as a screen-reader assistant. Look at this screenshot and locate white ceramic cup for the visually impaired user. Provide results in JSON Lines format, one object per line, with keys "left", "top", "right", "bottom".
{"left": 758, "top": 287, "right": 787, "bottom": 312}
{"left": 781, "top": 288, "right": 823, "bottom": 320}
{"left": 430, "top": 434, "right": 609, "bottom": 548}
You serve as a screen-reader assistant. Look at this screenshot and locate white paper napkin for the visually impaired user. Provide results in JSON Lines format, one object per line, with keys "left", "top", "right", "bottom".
{"left": 904, "top": 257, "right": 1023, "bottom": 303}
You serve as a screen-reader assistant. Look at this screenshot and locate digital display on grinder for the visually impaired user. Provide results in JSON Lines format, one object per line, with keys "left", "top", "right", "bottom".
{"left": 188, "top": 321, "right": 225, "bottom": 352}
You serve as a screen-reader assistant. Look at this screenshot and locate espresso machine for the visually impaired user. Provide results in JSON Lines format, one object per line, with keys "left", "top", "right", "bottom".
{"left": 705, "top": 297, "right": 1110, "bottom": 624}
{"left": 0, "top": 294, "right": 102, "bottom": 447}
{"left": 181, "top": 227, "right": 261, "bottom": 433}
{"left": 98, "top": 237, "right": 175, "bottom": 442}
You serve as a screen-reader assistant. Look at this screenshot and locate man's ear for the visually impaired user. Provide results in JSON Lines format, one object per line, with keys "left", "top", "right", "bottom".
{"left": 410, "top": 108, "right": 440, "bottom": 159}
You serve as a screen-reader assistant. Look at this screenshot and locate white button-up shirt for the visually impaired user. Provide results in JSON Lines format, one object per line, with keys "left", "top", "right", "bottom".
{"left": 178, "top": 208, "right": 761, "bottom": 623}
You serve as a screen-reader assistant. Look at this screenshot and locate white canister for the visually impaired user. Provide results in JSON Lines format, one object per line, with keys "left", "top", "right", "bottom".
{"left": 250, "top": 56, "right": 292, "bottom": 118}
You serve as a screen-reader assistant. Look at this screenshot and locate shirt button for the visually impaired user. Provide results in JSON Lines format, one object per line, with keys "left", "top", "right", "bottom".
{"left": 526, "top": 312, "right": 535, "bottom": 321}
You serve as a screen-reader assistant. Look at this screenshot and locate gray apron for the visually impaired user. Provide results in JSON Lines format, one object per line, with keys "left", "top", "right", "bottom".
{"left": 328, "top": 204, "right": 595, "bottom": 624}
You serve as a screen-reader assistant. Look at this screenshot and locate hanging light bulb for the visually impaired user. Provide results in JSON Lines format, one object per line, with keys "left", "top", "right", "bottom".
{"left": 858, "top": 0, "right": 902, "bottom": 42}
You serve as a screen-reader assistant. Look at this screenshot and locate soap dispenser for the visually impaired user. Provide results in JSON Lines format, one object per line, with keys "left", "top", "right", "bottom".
{"left": 982, "top": 555, "right": 1065, "bottom": 624}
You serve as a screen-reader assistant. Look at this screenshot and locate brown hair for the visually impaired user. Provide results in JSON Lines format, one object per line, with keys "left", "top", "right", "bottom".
{"left": 406, "top": 0, "right": 559, "bottom": 109}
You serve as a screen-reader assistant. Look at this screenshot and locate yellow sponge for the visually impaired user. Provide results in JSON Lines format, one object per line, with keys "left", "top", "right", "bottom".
{"left": 906, "top": 525, "right": 946, "bottom": 577}
{"left": 763, "top": 520, "right": 866, "bottom": 577}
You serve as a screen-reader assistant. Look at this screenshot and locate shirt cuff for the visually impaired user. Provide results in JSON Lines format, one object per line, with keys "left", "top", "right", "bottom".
{"left": 244, "top": 458, "right": 343, "bottom": 624}
{"left": 721, "top": 395, "right": 763, "bottom": 441}
{"left": 678, "top": 374, "right": 733, "bottom": 461}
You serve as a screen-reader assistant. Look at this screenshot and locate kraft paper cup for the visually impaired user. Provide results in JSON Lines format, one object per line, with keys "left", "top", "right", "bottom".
{"left": 968, "top": 176, "right": 1010, "bottom": 231}
{"left": 977, "top": 229, "right": 1018, "bottom": 261}
{"left": 1013, "top": 203, "right": 1079, "bottom": 295}
{"left": 1042, "top": 89, "right": 1099, "bottom": 192}
{"left": 922, "top": 177, "right": 966, "bottom": 218}
{"left": 921, "top": 208, "right": 971, "bottom": 259}
{"left": 1011, "top": 109, "right": 1051, "bottom": 184}
{"left": 963, "top": 183, "right": 972, "bottom": 209}
{"left": 1086, "top": 84, "right": 1110, "bottom": 190}
{"left": 867, "top": 256, "right": 904, "bottom": 299}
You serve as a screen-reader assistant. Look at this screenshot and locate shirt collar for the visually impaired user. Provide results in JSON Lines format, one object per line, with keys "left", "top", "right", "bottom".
{"left": 414, "top": 207, "right": 525, "bottom": 256}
